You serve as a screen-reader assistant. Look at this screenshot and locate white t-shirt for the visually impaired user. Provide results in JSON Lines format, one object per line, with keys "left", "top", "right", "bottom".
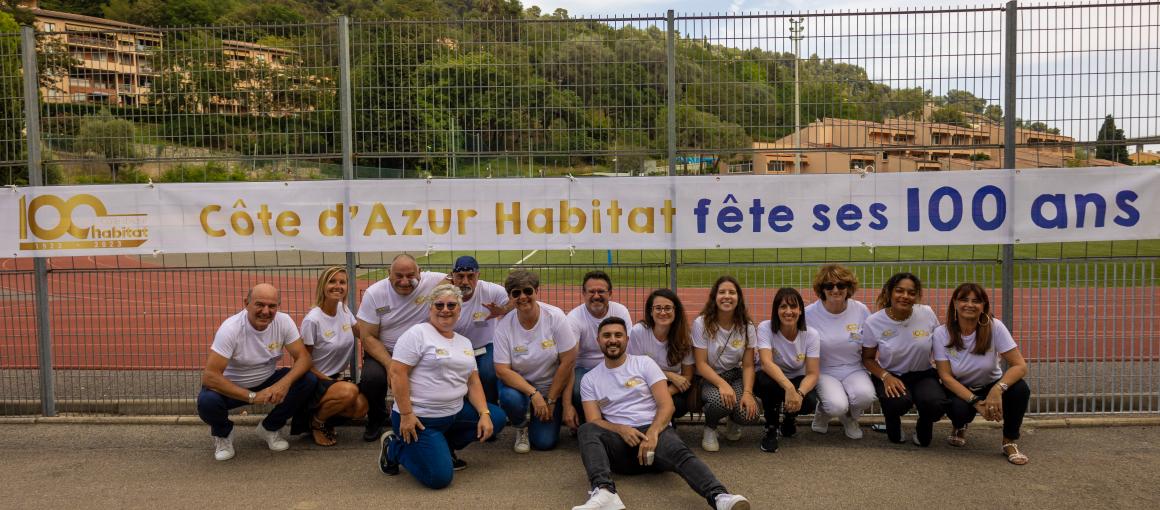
{"left": 453, "top": 280, "right": 510, "bottom": 350}
{"left": 756, "top": 321, "right": 821, "bottom": 379}
{"left": 861, "top": 304, "right": 941, "bottom": 375}
{"left": 627, "top": 322, "right": 694, "bottom": 373}
{"left": 569, "top": 302, "right": 634, "bottom": 370}
{"left": 804, "top": 299, "right": 871, "bottom": 380}
{"left": 356, "top": 271, "right": 447, "bottom": 351}
{"left": 933, "top": 319, "right": 1018, "bottom": 387}
{"left": 493, "top": 303, "right": 579, "bottom": 391}
{"left": 581, "top": 355, "right": 667, "bottom": 428}
{"left": 391, "top": 322, "right": 477, "bottom": 418}
{"left": 691, "top": 316, "right": 757, "bottom": 373}
{"left": 301, "top": 304, "right": 357, "bottom": 377}
{"left": 210, "top": 310, "right": 300, "bottom": 388}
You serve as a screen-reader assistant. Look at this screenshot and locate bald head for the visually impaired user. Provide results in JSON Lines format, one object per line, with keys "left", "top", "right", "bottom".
{"left": 244, "top": 283, "right": 280, "bottom": 330}
{"left": 388, "top": 254, "right": 421, "bottom": 295}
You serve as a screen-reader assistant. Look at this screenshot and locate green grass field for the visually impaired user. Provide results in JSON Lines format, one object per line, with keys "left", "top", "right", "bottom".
{"left": 360, "top": 240, "right": 1160, "bottom": 289}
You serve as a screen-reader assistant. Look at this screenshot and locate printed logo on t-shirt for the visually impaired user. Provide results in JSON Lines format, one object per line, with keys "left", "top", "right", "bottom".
{"left": 624, "top": 376, "right": 646, "bottom": 388}
{"left": 513, "top": 345, "right": 529, "bottom": 355}
{"left": 342, "top": 324, "right": 352, "bottom": 332}
{"left": 845, "top": 324, "right": 859, "bottom": 332}
{"left": 796, "top": 353, "right": 807, "bottom": 362}
{"left": 948, "top": 349, "right": 962, "bottom": 359}
{"left": 323, "top": 330, "right": 336, "bottom": 339}
{"left": 375, "top": 306, "right": 391, "bottom": 315}
{"left": 541, "top": 338, "right": 556, "bottom": 349}
{"left": 435, "top": 348, "right": 450, "bottom": 358}
{"left": 266, "top": 341, "right": 282, "bottom": 353}
{"left": 729, "top": 338, "right": 743, "bottom": 349}
{"left": 414, "top": 295, "right": 427, "bottom": 305}
{"left": 881, "top": 329, "right": 897, "bottom": 339}
{"left": 472, "top": 311, "right": 487, "bottom": 321}
{"left": 912, "top": 330, "right": 930, "bottom": 338}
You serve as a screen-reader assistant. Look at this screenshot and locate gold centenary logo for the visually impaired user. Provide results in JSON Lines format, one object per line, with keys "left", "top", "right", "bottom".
{"left": 18, "top": 194, "right": 148, "bottom": 250}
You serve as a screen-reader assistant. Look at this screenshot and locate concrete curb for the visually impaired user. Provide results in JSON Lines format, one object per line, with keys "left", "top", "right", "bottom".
{"left": 2, "top": 414, "right": 1158, "bottom": 428}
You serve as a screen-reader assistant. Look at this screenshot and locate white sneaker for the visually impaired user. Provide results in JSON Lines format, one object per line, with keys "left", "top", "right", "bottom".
{"left": 255, "top": 423, "right": 289, "bottom": 452}
{"left": 572, "top": 487, "right": 625, "bottom": 510}
{"left": 811, "top": 407, "right": 830, "bottom": 434}
{"left": 839, "top": 413, "right": 863, "bottom": 439}
{"left": 715, "top": 493, "right": 751, "bottom": 510}
{"left": 212, "top": 432, "right": 235, "bottom": 461}
{"left": 513, "top": 427, "right": 531, "bottom": 454}
{"left": 701, "top": 427, "right": 720, "bottom": 452}
{"left": 722, "top": 419, "right": 742, "bottom": 441}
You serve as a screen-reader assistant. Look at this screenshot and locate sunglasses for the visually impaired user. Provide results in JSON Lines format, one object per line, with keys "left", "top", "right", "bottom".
{"left": 509, "top": 287, "right": 535, "bottom": 298}
{"left": 432, "top": 302, "right": 458, "bottom": 311}
{"left": 820, "top": 282, "right": 850, "bottom": 291}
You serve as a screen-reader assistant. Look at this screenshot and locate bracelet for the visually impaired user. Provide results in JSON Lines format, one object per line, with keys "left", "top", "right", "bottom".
{"left": 529, "top": 389, "right": 540, "bottom": 398}
{"left": 479, "top": 409, "right": 491, "bottom": 416}
{"left": 879, "top": 372, "right": 891, "bottom": 381}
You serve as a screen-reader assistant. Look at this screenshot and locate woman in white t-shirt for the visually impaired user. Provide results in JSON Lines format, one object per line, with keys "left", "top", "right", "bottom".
{"left": 295, "top": 266, "right": 367, "bottom": 446}
{"left": 693, "top": 275, "right": 760, "bottom": 452}
{"left": 493, "top": 269, "right": 580, "bottom": 454}
{"left": 755, "top": 287, "right": 820, "bottom": 453}
{"left": 861, "top": 272, "right": 945, "bottom": 447}
{"left": 378, "top": 284, "right": 506, "bottom": 489}
{"left": 934, "top": 283, "right": 1031, "bottom": 465}
{"left": 627, "top": 288, "right": 695, "bottom": 421}
{"left": 803, "top": 264, "right": 874, "bottom": 440}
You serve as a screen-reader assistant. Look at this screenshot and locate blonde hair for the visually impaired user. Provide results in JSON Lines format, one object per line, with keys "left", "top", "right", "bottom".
{"left": 314, "top": 266, "right": 348, "bottom": 308}
{"left": 811, "top": 264, "right": 859, "bottom": 301}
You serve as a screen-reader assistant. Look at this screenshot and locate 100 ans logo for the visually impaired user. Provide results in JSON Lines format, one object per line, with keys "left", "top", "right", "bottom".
{"left": 18, "top": 194, "right": 148, "bottom": 250}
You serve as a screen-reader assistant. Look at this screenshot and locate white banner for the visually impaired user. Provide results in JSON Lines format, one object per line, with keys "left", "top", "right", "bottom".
{"left": 2, "top": 167, "right": 1157, "bottom": 257}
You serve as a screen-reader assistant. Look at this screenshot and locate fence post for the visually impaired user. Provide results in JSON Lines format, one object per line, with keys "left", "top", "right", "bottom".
{"left": 337, "top": 16, "right": 360, "bottom": 381}
{"left": 1002, "top": 1, "right": 1017, "bottom": 327}
{"left": 21, "top": 26, "right": 54, "bottom": 417}
{"left": 665, "top": 10, "right": 679, "bottom": 292}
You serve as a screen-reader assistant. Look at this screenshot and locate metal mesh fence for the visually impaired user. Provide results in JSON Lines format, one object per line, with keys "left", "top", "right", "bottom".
{"left": 1, "top": 3, "right": 1159, "bottom": 416}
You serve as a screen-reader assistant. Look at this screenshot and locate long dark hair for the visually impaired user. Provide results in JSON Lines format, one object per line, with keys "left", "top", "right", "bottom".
{"left": 945, "top": 282, "right": 994, "bottom": 355}
{"left": 770, "top": 287, "right": 807, "bottom": 332}
{"left": 875, "top": 272, "right": 923, "bottom": 310}
{"left": 700, "top": 275, "right": 752, "bottom": 344}
{"left": 641, "top": 288, "right": 692, "bottom": 368}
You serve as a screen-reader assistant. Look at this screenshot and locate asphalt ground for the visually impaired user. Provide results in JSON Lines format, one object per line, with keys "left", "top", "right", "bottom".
{"left": 1, "top": 420, "right": 1157, "bottom": 510}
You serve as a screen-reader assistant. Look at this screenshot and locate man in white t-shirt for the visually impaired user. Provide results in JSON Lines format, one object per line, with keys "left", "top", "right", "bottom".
{"left": 196, "top": 283, "right": 317, "bottom": 462}
{"left": 573, "top": 317, "right": 750, "bottom": 510}
{"left": 356, "top": 254, "right": 448, "bottom": 441}
{"left": 450, "top": 255, "right": 511, "bottom": 403}
{"left": 568, "top": 270, "right": 633, "bottom": 422}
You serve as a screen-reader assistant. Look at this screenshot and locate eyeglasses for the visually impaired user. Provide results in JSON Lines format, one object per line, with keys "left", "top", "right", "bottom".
{"left": 652, "top": 305, "right": 675, "bottom": 313}
{"left": 432, "top": 302, "right": 458, "bottom": 311}
{"left": 820, "top": 282, "right": 850, "bottom": 291}
{"left": 509, "top": 287, "right": 535, "bottom": 298}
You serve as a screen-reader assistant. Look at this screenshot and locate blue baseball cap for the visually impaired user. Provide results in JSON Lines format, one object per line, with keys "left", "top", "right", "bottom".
{"left": 452, "top": 256, "right": 479, "bottom": 273}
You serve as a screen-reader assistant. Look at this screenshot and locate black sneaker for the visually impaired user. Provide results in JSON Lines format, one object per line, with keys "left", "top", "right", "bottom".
{"left": 378, "top": 431, "right": 399, "bottom": 475}
{"left": 759, "top": 428, "right": 779, "bottom": 453}
{"left": 363, "top": 420, "right": 386, "bottom": 443}
{"left": 451, "top": 451, "right": 467, "bottom": 471}
{"left": 780, "top": 419, "right": 797, "bottom": 439}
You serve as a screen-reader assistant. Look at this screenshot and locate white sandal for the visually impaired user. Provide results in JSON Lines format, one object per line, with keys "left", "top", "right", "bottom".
{"left": 1002, "top": 443, "right": 1029, "bottom": 465}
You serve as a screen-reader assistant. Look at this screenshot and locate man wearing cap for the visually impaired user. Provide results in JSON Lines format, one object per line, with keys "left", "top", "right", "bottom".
{"left": 568, "top": 270, "right": 633, "bottom": 423}
{"left": 356, "top": 254, "right": 447, "bottom": 441}
{"left": 450, "top": 255, "right": 512, "bottom": 403}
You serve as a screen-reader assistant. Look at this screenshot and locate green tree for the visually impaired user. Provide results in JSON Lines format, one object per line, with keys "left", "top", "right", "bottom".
{"left": 1095, "top": 114, "right": 1130, "bottom": 164}
{"left": 942, "top": 89, "right": 987, "bottom": 114}
{"left": 39, "top": 0, "right": 106, "bottom": 16}
{"left": 75, "top": 110, "right": 138, "bottom": 178}
{"left": 1027, "top": 121, "right": 1061, "bottom": 135}
{"left": 930, "top": 106, "right": 968, "bottom": 127}
{"left": 1, "top": 12, "right": 25, "bottom": 185}
{"left": 103, "top": 0, "right": 238, "bottom": 27}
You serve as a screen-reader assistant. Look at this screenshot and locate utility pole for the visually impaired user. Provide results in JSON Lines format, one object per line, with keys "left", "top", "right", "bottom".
{"left": 790, "top": 18, "right": 805, "bottom": 174}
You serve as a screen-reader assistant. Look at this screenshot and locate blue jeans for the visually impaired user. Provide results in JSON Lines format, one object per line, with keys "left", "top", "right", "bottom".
{"left": 386, "top": 403, "right": 507, "bottom": 489}
{"left": 571, "top": 365, "right": 592, "bottom": 425}
{"left": 197, "top": 368, "right": 318, "bottom": 438}
{"left": 475, "top": 344, "right": 498, "bottom": 404}
{"left": 498, "top": 380, "right": 564, "bottom": 450}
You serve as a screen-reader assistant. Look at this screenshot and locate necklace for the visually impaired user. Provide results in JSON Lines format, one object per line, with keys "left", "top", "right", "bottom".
{"left": 885, "top": 307, "right": 912, "bottom": 323}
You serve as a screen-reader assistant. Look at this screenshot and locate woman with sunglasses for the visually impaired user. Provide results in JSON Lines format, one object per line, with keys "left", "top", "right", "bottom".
{"left": 294, "top": 266, "right": 368, "bottom": 446}
{"left": 934, "top": 283, "right": 1031, "bottom": 465}
{"left": 754, "top": 287, "right": 819, "bottom": 453}
{"left": 803, "top": 264, "right": 875, "bottom": 440}
{"left": 494, "top": 269, "right": 580, "bottom": 454}
{"left": 628, "top": 289, "right": 696, "bottom": 421}
{"left": 378, "top": 284, "right": 506, "bottom": 489}
{"left": 693, "top": 275, "right": 760, "bottom": 452}
{"left": 861, "top": 272, "right": 945, "bottom": 446}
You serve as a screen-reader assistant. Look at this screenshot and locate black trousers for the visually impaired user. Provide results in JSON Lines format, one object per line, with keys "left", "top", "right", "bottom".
{"left": 358, "top": 355, "right": 389, "bottom": 428}
{"left": 872, "top": 368, "right": 946, "bottom": 446}
{"left": 754, "top": 372, "right": 818, "bottom": 430}
{"left": 946, "top": 378, "right": 1031, "bottom": 440}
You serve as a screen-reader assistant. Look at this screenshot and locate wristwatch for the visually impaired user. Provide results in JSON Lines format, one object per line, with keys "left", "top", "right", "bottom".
{"left": 546, "top": 397, "right": 557, "bottom": 406}
{"left": 247, "top": 391, "right": 257, "bottom": 404}
{"left": 967, "top": 395, "right": 981, "bottom": 405}
{"left": 998, "top": 382, "right": 1010, "bottom": 393}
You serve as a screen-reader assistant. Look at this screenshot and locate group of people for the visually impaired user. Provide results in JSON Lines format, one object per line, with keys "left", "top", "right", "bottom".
{"left": 197, "top": 257, "right": 1032, "bottom": 510}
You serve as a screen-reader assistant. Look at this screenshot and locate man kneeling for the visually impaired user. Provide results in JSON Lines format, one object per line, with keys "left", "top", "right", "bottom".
{"left": 574, "top": 317, "right": 750, "bottom": 510}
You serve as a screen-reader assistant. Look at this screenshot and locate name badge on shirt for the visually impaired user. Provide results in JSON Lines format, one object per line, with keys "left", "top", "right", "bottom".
{"left": 912, "top": 330, "right": 930, "bottom": 338}
{"left": 541, "top": 339, "right": 556, "bottom": 349}
{"left": 323, "top": 330, "right": 336, "bottom": 339}
{"left": 881, "top": 329, "right": 897, "bottom": 339}
{"left": 435, "top": 348, "right": 450, "bottom": 358}
{"left": 513, "top": 345, "right": 529, "bottom": 355}
{"left": 472, "top": 311, "right": 487, "bottom": 322}
{"left": 464, "top": 349, "right": 475, "bottom": 357}
{"left": 342, "top": 324, "right": 352, "bottom": 332}
{"left": 375, "top": 306, "right": 391, "bottom": 315}
{"left": 624, "top": 376, "right": 645, "bottom": 388}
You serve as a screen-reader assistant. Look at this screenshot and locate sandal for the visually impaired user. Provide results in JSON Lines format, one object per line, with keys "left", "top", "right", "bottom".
{"left": 311, "top": 416, "right": 338, "bottom": 447}
{"left": 1002, "top": 443, "right": 1029, "bottom": 465}
{"left": 946, "top": 427, "right": 968, "bottom": 447}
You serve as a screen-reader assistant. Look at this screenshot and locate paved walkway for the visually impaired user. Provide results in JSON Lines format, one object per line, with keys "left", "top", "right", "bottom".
{"left": 2, "top": 421, "right": 1157, "bottom": 509}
